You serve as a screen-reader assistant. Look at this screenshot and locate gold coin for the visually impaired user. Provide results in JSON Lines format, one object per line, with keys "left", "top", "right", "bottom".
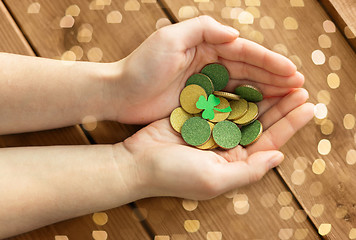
{"left": 197, "top": 122, "right": 216, "bottom": 149}
{"left": 209, "top": 143, "right": 219, "bottom": 149}
{"left": 209, "top": 97, "right": 231, "bottom": 122}
{"left": 228, "top": 99, "right": 248, "bottom": 120}
{"left": 170, "top": 107, "right": 193, "bottom": 133}
{"left": 234, "top": 102, "right": 258, "bottom": 125}
{"left": 214, "top": 91, "right": 240, "bottom": 101}
{"left": 180, "top": 84, "right": 207, "bottom": 114}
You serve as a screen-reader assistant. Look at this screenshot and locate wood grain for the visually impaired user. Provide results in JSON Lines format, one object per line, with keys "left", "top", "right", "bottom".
{"left": 319, "top": 0, "right": 356, "bottom": 51}
{"left": 0, "top": 2, "right": 150, "bottom": 239}
{"left": 160, "top": 0, "right": 356, "bottom": 239}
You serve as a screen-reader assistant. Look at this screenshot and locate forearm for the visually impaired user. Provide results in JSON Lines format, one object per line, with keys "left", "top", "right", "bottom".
{"left": 0, "top": 53, "right": 120, "bottom": 134}
{"left": 0, "top": 143, "right": 141, "bottom": 238}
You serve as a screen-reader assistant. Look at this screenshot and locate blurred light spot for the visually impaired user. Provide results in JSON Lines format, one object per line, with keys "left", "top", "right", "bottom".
{"left": 317, "top": 90, "right": 330, "bottom": 105}
{"left": 207, "top": 231, "right": 222, "bottom": 240}
{"left": 345, "top": 26, "right": 356, "bottom": 39}
{"left": 107, "top": 11, "right": 123, "bottom": 23}
{"left": 272, "top": 44, "right": 288, "bottom": 56}
{"left": 350, "top": 229, "right": 356, "bottom": 239}
{"left": 289, "top": 55, "right": 302, "bottom": 69}
{"left": 329, "top": 56, "right": 341, "bottom": 71}
{"left": 70, "top": 46, "right": 83, "bottom": 60}
{"left": 314, "top": 103, "right": 327, "bottom": 119}
{"left": 77, "top": 24, "right": 93, "bottom": 43}
{"left": 154, "top": 236, "right": 169, "bottom": 240}
{"left": 323, "top": 20, "right": 336, "bottom": 33}
{"left": 260, "top": 16, "right": 275, "bottom": 29}
{"left": 82, "top": 115, "right": 98, "bottom": 131}
{"left": 321, "top": 119, "right": 334, "bottom": 135}
{"left": 283, "top": 17, "right": 298, "bottom": 30}
{"left": 294, "top": 157, "right": 308, "bottom": 170}
{"left": 312, "top": 159, "right": 326, "bottom": 175}
{"left": 291, "top": 170, "right": 305, "bottom": 185}
{"left": 290, "top": 0, "right": 304, "bottom": 7}
{"left": 280, "top": 206, "right": 294, "bottom": 220}
{"left": 89, "top": 0, "right": 105, "bottom": 10}
{"left": 327, "top": 73, "right": 340, "bottom": 89}
{"left": 27, "top": 2, "right": 40, "bottom": 14}
{"left": 184, "top": 220, "right": 200, "bottom": 232}
{"left": 230, "top": 8, "right": 244, "bottom": 19}
{"left": 156, "top": 18, "right": 171, "bottom": 29}
{"left": 238, "top": 11, "right": 254, "bottom": 24}
{"left": 260, "top": 192, "right": 276, "bottom": 208}
{"left": 224, "top": 188, "right": 238, "bottom": 198}
{"left": 221, "top": 7, "right": 232, "bottom": 19}
{"left": 278, "top": 228, "right": 293, "bottom": 240}
{"left": 246, "top": 7, "right": 260, "bottom": 18}
{"left": 335, "top": 205, "right": 348, "bottom": 219}
{"left": 318, "top": 34, "right": 331, "bottom": 48}
{"left": 55, "top": 236, "right": 69, "bottom": 240}
{"left": 311, "top": 50, "right": 325, "bottom": 65}
{"left": 277, "top": 192, "right": 293, "bottom": 206}
{"left": 294, "top": 210, "right": 307, "bottom": 223}
{"left": 346, "top": 149, "right": 356, "bottom": 165}
{"left": 309, "top": 181, "right": 323, "bottom": 196}
{"left": 248, "top": 30, "right": 264, "bottom": 44}
{"left": 226, "top": 0, "right": 241, "bottom": 6}
{"left": 60, "top": 15, "right": 75, "bottom": 28}
{"left": 178, "top": 6, "right": 199, "bottom": 19}
{"left": 344, "top": 114, "right": 355, "bottom": 129}
{"left": 61, "top": 51, "right": 76, "bottom": 61}
{"left": 92, "top": 212, "right": 108, "bottom": 225}
{"left": 87, "top": 47, "right": 103, "bottom": 62}
{"left": 318, "top": 139, "right": 331, "bottom": 155}
{"left": 234, "top": 202, "right": 249, "bottom": 215}
{"left": 182, "top": 199, "right": 198, "bottom": 211}
{"left": 233, "top": 194, "right": 248, "bottom": 207}
{"left": 66, "top": 5, "right": 80, "bottom": 16}
{"left": 171, "top": 234, "right": 187, "bottom": 240}
{"left": 97, "top": 0, "right": 112, "bottom": 5}
{"left": 92, "top": 230, "right": 108, "bottom": 240}
{"left": 311, "top": 204, "right": 324, "bottom": 217}
{"left": 245, "top": 0, "right": 260, "bottom": 6}
{"left": 294, "top": 229, "right": 308, "bottom": 239}
{"left": 199, "top": 2, "right": 215, "bottom": 11}
{"left": 318, "top": 223, "right": 331, "bottom": 236}
{"left": 142, "top": 0, "right": 157, "bottom": 2}
{"left": 124, "top": 0, "right": 141, "bottom": 11}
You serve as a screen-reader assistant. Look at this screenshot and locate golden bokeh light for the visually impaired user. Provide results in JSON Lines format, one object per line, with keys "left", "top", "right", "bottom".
{"left": 294, "top": 210, "right": 307, "bottom": 223}
{"left": 335, "top": 205, "right": 348, "bottom": 219}
{"left": 156, "top": 18, "right": 172, "bottom": 29}
{"left": 260, "top": 192, "right": 276, "bottom": 208}
{"left": 272, "top": 44, "right": 288, "bottom": 56}
{"left": 224, "top": 188, "right": 238, "bottom": 198}
{"left": 87, "top": 47, "right": 103, "bottom": 62}
{"left": 238, "top": 11, "right": 254, "bottom": 24}
{"left": 318, "top": 139, "right": 331, "bottom": 155}
{"left": 234, "top": 202, "right": 250, "bottom": 215}
{"left": 77, "top": 24, "right": 93, "bottom": 43}
{"left": 70, "top": 46, "right": 83, "bottom": 60}
{"left": 277, "top": 192, "right": 293, "bottom": 206}
{"left": 248, "top": 30, "right": 264, "bottom": 44}
{"left": 323, "top": 20, "right": 336, "bottom": 33}
{"left": 230, "top": 8, "right": 244, "bottom": 19}
{"left": 327, "top": 73, "right": 340, "bottom": 89}
{"left": 142, "top": 0, "right": 156, "bottom": 2}
{"left": 154, "top": 236, "right": 170, "bottom": 240}
{"left": 311, "top": 50, "right": 325, "bottom": 65}
{"left": 246, "top": 7, "right": 260, "bottom": 18}
{"left": 329, "top": 56, "right": 341, "bottom": 71}
{"left": 312, "top": 159, "right": 326, "bottom": 175}
{"left": 346, "top": 149, "right": 356, "bottom": 165}
{"left": 92, "top": 230, "right": 108, "bottom": 240}
{"left": 294, "top": 229, "right": 308, "bottom": 239}
{"left": 350, "top": 228, "right": 356, "bottom": 240}
{"left": 311, "top": 204, "right": 324, "bottom": 217}
{"left": 27, "top": 2, "right": 41, "bottom": 14}
{"left": 289, "top": 55, "right": 302, "bottom": 69}
{"left": 233, "top": 194, "right": 248, "bottom": 207}
{"left": 124, "top": 0, "right": 141, "bottom": 11}
{"left": 178, "top": 6, "right": 199, "bottom": 19}
{"left": 279, "top": 206, "right": 295, "bottom": 220}
{"left": 60, "top": 15, "right": 75, "bottom": 28}
{"left": 245, "top": 0, "right": 260, "bottom": 6}
{"left": 345, "top": 26, "right": 356, "bottom": 39}
{"left": 92, "top": 212, "right": 108, "bottom": 226}
{"left": 107, "top": 11, "right": 123, "bottom": 23}
{"left": 182, "top": 199, "right": 198, "bottom": 211}
{"left": 283, "top": 17, "right": 298, "bottom": 30}
{"left": 207, "top": 231, "right": 222, "bottom": 240}
{"left": 226, "top": 0, "right": 241, "bottom": 7}
{"left": 343, "top": 114, "right": 355, "bottom": 129}
{"left": 309, "top": 181, "right": 323, "bottom": 196}
{"left": 318, "top": 223, "right": 331, "bottom": 236}
{"left": 55, "top": 236, "right": 69, "bottom": 240}
{"left": 320, "top": 119, "right": 334, "bottom": 135}
{"left": 278, "top": 229, "right": 293, "bottom": 240}
{"left": 89, "top": 0, "right": 105, "bottom": 10}
{"left": 199, "top": 2, "right": 215, "bottom": 11}
{"left": 294, "top": 157, "right": 308, "bottom": 170}
{"left": 318, "top": 34, "right": 331, "bottom": 48}
{"left": 66, "top": 5, "right": 81, "bottom": 16}
{"left": 260, "top": 16, "right": 275, "bottom": 29}
{"left": 82, "top": 115, "right": 98, "bottom": 131}
{"left": 291, "top": 170, "right": 306, "bottom": 185}
{"left": 61, "top": 51, "right": 76, "bottom": 61}
{"left": 317, "top": 90, "right": 330, "bottom": 105}
{"left": 184, "top": 220, "right": 200, "bottom": 233}
{"left": 290, "top": 0, "right": 304, "bottom": 7}
{"left": 314, "top": 103, "right": 327, "bottom": 119}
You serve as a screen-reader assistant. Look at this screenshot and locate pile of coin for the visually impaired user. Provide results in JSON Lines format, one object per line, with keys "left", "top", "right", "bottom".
{"left": 170, "top": 63, "right": 263, "bottom": 150}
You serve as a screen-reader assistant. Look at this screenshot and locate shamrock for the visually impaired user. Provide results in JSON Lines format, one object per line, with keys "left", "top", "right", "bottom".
{"left": 196, "top": 94, "right": 232, "bottom": 120}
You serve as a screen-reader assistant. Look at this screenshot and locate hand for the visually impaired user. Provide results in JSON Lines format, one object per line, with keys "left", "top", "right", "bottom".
{"left": 105, "top": 16, "right": 304, "bottom": 124}
{"left": 121, "top": 90, "right": 313, "bottom": 200}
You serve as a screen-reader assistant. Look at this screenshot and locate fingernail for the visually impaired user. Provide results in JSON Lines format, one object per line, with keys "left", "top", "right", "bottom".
{"left": 223, "top": 25, "right": 239, "bottom": 36}
{"left": 268, "top": 152, "right": 284, "bottom": 169}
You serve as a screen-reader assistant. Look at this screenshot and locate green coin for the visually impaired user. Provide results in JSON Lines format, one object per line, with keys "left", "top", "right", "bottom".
{"left": 212, "top": 121, "right": 241, "bottom": 149}
{"left": 240, "top": 120, "right": 263, "bottom": 146}
{"left": 200, "top": 63, "right": 229, "bottom": 91}
{"left": 235, "top": 85, "right": 263, "bottom": 102}
{"left": 186, "top": 73, "right": 214, "bottom": 95}
{"left": 181, "top": 117, "right": 211, "bottom": 146}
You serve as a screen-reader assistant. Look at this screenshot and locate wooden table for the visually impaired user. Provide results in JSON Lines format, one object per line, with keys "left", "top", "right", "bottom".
{"left": 1, "top": 0, "right": 355, "bottom": 239}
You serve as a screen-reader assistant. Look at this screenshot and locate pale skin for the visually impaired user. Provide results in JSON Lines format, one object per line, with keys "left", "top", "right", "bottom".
{"left": 0, "top": 16, "right": 314, "bottom": 238}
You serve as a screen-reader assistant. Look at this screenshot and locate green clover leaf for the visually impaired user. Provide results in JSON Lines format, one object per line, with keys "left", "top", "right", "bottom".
{"left": 196, "top": 94, "right": 232, "bottom": 120}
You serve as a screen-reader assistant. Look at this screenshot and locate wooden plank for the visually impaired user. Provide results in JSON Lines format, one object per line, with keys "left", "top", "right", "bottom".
{"left": 0, "top": 2, "right": 150, "bottom": 239}
{"left": 3, "top": 0, "right": 169, "bottom": 144}
{"left": 319, "top": 0, "right": 356, "bottom": 51}
{"left": 160, "top": 0, "right": 356, "bottom": 239}
{"left": 138, "top": 170, "right": 320, "bottom": 239}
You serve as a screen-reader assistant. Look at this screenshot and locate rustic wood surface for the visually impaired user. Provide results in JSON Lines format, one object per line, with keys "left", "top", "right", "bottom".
{"left": 1, "top": 0, "right": 355, "bottom": 239}
{"left": 0, "top": 1, "right": 150, "bottom": 239}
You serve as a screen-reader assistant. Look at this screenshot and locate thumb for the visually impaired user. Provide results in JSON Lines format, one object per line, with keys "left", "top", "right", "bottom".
{"left": 217, "top": 150, "right": 284, "bottom": 192}
{"left": 156, "top": 15, "right": 239, "bottom": 50}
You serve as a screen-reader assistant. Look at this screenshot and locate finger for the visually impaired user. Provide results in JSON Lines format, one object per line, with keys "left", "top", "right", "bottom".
{"left": 219, "top": 58, "right": 304, "bottom": 88}
{"left": 215, "top": 38, "right": 297, "bottom": 76}
{"left": 259, "top": 88, "right": 309, "bottom": 129}
{"left": 224, "top": 79, "right": 296, "bottom": 97}
{"left": 257, "top": 97, "right": 282, "bottom": 116}
{"left": 157, "top": 15, "right": 239, "bottom": 51}
{"left": 215, "top": 150, "right": 284, "bottom": 191}
{"left": 247, "top": 103, "right": 314, "bottom": 154}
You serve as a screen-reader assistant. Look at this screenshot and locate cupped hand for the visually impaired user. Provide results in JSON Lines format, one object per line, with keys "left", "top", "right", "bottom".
{"left": 121, "top": 88, "right": 313, "bottom": 200}
{"left": 107, "top": 16, "right": 304, "bottom": 124}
